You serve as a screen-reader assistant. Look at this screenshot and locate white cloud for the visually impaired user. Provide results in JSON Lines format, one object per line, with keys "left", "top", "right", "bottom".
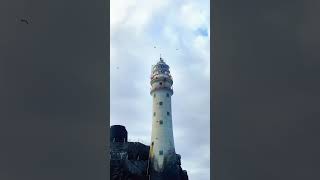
{"left": 179, "top": 2, "right": 209, "bottom": 30}
{"left": 110, "top": 0, "right": 210, "bottom": 179}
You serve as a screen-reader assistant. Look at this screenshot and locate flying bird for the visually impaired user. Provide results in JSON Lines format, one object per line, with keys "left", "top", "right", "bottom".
{"left": 21, "top": 19, "right": 30, "bottom": 24}
{"left": 154, "top": 46, "right": 156, "bottom": 48}
{"left": 17, "top": 17, "right": 31, "bottom": 24}
{"left": 176, "top": 49, "right": 179, "bottom": 50}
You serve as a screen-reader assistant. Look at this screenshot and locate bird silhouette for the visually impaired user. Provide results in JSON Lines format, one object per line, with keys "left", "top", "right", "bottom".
{"left": 18, "top": 17, "right": 31, "bottom": 24}
{"left": 21, "top": 19, "right": 29, "bottom": 24}
{"left": 154, "top": 46, "right": 156, "bottom": 48}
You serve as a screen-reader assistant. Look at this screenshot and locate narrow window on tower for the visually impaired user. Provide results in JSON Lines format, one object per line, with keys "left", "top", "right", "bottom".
{"left": 166, "top": 93, "right": 169, "bottom": 97}
{"left": 159, "top": 150, "right": 163, "bottom": 155}
{"left": 153, "top": 112, "right": 156, "bottom": 116}
{"left": 154, "top": 93, "right": 156, "bottom": 98}
{"left": 159, "top": 120, "right": 163, "bottom": 125}
{"left": 159, "top": 102, "right": 163, "bottom": 105}
{"left": 151, "top": 142, "right": 154, "bottom": 146}
{"left": 167, "top": 111, "right": 170, "bottom": 116}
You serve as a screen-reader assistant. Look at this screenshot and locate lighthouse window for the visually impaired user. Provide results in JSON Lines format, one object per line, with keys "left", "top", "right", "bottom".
{"left": 167, "top": 112, "right": 170, "bottom": 116}
{"left": 159, "top": 102, "right": 163, "bottom": 105}
{"left": 159, "top": 150, "right": 163, "bottom": 155}
{"left": 159, "top": 120, "right": 163, "bottom": 124}
{"left": 154, "top": 93, "right": 156, "bottom": 98}
{"left": 151, "top": 142, "right": 154, "bottom": 146}
{"left": 153, "top": 112, "right": 156, "bottom": 116}
{"left": 159, "top": 82, "right": 162, "bottom": 85}
{"left": 166, "top": 93, "right": 169, "bottom": 97}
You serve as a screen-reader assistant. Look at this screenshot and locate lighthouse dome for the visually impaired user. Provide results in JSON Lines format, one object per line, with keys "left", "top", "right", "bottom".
{"left": 151, "top": 57, "right": 172, "bottom": 82}
{"left": 150, "top": 56, "right": 173, "bottom": 95}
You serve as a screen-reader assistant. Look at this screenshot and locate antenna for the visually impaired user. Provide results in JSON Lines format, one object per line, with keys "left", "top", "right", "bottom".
{"left": 160, "top": 54, "right": 164, "bottom": 62}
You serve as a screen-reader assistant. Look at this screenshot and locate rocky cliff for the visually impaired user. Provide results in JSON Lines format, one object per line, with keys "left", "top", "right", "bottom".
{"left": 110, "top": 141, "right": 188, "bottom": 180}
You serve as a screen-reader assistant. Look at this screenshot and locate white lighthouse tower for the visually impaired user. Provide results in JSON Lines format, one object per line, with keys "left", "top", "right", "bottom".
{"left": 149, "top": 56, "right": 176, "bottom": 174}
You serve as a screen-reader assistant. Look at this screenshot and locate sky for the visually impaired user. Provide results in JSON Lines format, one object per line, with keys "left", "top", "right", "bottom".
{"left": 110, "top": 0, "right": 210, "bottom": 179}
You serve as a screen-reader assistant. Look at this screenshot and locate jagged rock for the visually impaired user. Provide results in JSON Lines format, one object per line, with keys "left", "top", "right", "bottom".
{"left": 110, "top": 125, "right": 188, "bottom": 180}
{"left": 110, "top": 141, "right": 188, "bottom": 180}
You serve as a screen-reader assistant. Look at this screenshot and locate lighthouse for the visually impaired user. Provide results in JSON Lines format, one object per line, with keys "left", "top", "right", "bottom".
{"left": 149, "top": 56, "right": 177, "bottom": 178}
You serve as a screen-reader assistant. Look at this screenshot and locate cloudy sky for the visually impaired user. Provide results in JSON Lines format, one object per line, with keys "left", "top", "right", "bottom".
{"left": 110, "top": 0, "right": 210, "bottom": 179}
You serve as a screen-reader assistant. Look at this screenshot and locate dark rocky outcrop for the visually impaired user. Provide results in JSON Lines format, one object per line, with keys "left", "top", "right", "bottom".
{"left": 110, "top": 141, "right": 188, "bottom": 180}
{"left": 110, "top": 142, "right": 150, "bottom": 180}
{"left": 110, "top": 125, "right": 128, "bottom": 143}
{"left": 110, "top": 125, "right": 188, "bottom": 180}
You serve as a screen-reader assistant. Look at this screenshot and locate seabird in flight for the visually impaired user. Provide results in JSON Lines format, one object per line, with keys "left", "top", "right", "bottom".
{"left": 18, "top": 17, "right": 31, "bottom": 24}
